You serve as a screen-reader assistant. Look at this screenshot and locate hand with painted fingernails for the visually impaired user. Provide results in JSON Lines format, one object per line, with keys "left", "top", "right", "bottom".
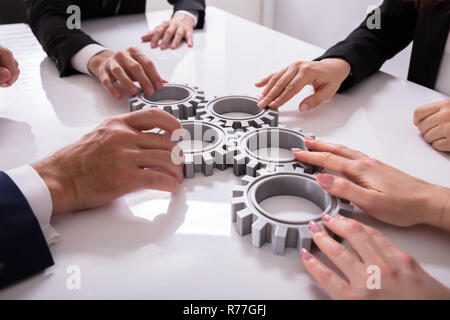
{"left": 0, "top": 45, "right": 20, "bottom": 87}
{"left": 255, "top": 58, "right": 351, "bottom": 111}
{"left": 301, "top": 214, "right": 450, "bottom": 299}
{"left": 87, "top": 47, "right": 165, "bottom": 100}
{"left": 33, "top": 108, "right": 184, "bottom": 217}
{"left": 291, "top": 138, "right": 450, "bottom": 230}
{"left": 414, "top": 100, "right": 450, "bottom": 152}
{"left": 141, "top": 11, "right": 195, "bottom": 50}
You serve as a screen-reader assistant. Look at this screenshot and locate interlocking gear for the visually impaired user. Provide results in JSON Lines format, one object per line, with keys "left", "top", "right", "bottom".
{"left": 231, "top": 166, "right": 353, "bottom": 255}
{"left": 129, "top": 83, "right": 206, "bottom": 119}
{"left": 177, "top": 118, "right": 236, "bottom": 178}
{"left": 232, "top": 126, "right": 316, "bottom": 177}
{"left": 196, "top": 95, "right": 279, "bottom": 130}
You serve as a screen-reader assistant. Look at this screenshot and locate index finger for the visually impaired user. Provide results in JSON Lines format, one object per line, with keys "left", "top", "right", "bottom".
{"left": 291, "top": 148, "right": 352, "bottom": 174}
{"left": 123, "top": 108, "right": 184, "bottom": 138}
{"left": 305, "top": 139, "right": 368, "bottom": 160}
{"left": 413, "top": 103, "right": 441, "bottom": 125}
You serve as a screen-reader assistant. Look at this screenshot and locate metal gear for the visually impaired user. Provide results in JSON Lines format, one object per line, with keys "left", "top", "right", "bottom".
{"left": 128, "top": 83, "right": 206, "bottom": 119}
{"left": 177, "top": 118, "right": 236, "bottom": 178}
{"left": 231, "top": 166, "right": 353, "bottom": 255}
{"left": 232, "top": 126, "right": 317, "bottom": 177}
{"left": 195, "top": 95, "right": 279, "bottom": 130}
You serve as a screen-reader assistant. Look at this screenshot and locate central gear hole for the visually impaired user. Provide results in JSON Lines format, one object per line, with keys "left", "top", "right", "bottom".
{"left": 178, "top": 122, "right": 221, "bottom": 153}
{"left": 212, "top": 97, "right": 264, "bottom": 119}
{"left": 253, "top": 175, "right": 330, "bottom": 224}
{"left": 144, "top": 85, "right": 191, "bottom": 104}
{"left": 247, "top": 129, "right": 307, "bottom": 162}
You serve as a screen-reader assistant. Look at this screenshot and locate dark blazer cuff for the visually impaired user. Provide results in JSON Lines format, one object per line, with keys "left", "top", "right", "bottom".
{"left": 0, "top": 171, "right": 54, "bottom": 288}
{"left": 172, "top": 0, "right": 205, "bottom": 29}
{"left": 315, "top": 52, "right": 356, "bottom": 93}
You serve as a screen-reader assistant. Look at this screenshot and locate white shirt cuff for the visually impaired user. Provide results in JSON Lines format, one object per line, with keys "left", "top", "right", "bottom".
{"left": 70, "top": 43, "right": 106, "bottom": 75}
{"left": 175, "top": 10, "right": 199, "bottom": 26}
{"left": 6, "top": 165, "right": 60, "bottom": 245}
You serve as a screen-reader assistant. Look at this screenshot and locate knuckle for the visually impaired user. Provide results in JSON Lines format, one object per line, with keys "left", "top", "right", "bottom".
{"left": 320, "top": 152, "right": 333, "bottom": 166}
{"left": 115, "top": 50, "right": 125, "bottom": 58}
{"left": 127, "top": 46, "right": 139, "bottom": 54}
{"left": 300, "top": 63, "right": 313, "bottom": 74}
{"left": 330, "top": 243, "right": 348, "bottom": 259}
{"left": 111, "top": 65, "right": 121, "bottom": 74}
{"left": 380, "top": 262, "right": 399, "bottom": 279}
{"left": 343, "top": 220, "right": 364, "bottom": 235}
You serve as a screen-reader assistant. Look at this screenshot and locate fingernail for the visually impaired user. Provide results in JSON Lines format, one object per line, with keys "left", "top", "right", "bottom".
{"left": 300, "top": 103, "right": 310, "bottom": 112}
{"left": 316, "top": 174, "right": 334, "bottom": 189}
{"left": 130, "top": 87, "right": 139, "bottom": 95}
{"left": 157, "top": 83, "right": 163, "bottom": 90}
{"left": 269, "top": 101, "right": 276, "bottom": 107}
{"left": 336, "top": 214, "right": 346, "bottom": 220}
{"left": 309, "top": 220, "right": 322, "bottom": 233}
{"left": 257, "top": 99, "right": 266, "bottom": 107}
{"left": 321, "top": 213, "right": 332, "bottom": 221}
{"left": 301, "top": 248, "right": 313, "bottom": 261}
{"left": 305, "top": 136, "right": 313, "bottom": 141}
{"left": 291, "top": 148, "right": 302, "bottom": 153}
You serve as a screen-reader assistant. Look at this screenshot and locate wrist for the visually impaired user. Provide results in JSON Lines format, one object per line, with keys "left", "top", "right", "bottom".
{"left": 419, "top": 184, "right": 450, "bottom": 230}
{"left": 87, "top": 49, "right": 113, "bottom": 78}
{"left": 32, "top": 152, "right": 79, "bottom": 218}
{"left": 322, "top": 58, "right": 351, "bottom": 82}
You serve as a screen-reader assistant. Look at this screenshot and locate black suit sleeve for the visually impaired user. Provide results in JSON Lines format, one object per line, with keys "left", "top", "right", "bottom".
{"left": 0, "top": 171, "right": 54, "bottom": 288}
{"left": 169, "top": 0, "right": 206, "bottom": 29}
{"left": 316, "top": 0, "right": 418, "bottom": 92}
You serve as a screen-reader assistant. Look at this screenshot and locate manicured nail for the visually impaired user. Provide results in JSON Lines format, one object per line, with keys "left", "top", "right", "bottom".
{"left": 157, "top": 83, "right": 163, "bottom": 90}
{"left": 336, "top": 214, "right": 346, "bottom": 220}
{"left": 321, "top": 213, "right": 332, "bottom": 221}
{"left": 130, "top": 87, "right": 139, "bottom": 95}
{"left": 309, "top": 220, "right": 322, "bottom": 233}
{"left": 291, "top": 148, "right": 302, "bottom": 153}
{"left": 300, "top": 103, "right": 310, "bottom": 112}
{"left": 305, "top": 136, "right": 313, "bottom": 141}
{"left": 301, "top": 248, "right": 313, "bottom": 261}
{"left": 257, "top": 99, "right": 266, "bottom": 108}
{"left": 269, "top": 101, "right": 276, "bottom": 107}
{"left": 316, "top": 174, "right": 334, "bottom": 189}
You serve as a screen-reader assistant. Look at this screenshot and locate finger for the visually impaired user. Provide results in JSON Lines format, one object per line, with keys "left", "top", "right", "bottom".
{"left": 259, "top": 68, "right": 288, "bottom": 100}
{"left": 320, "top": 214, "right": 386, "bottom": 265}
{"left": 137, "top": 169, "right": 180, "bottom": 193}
{"left": 141, "top": 30, "right": 154, "bottom": 42}
{"left": 258, "top": 67, "right": 298, "bottom": 108}
{"left": 160, "top": 24, "right": 177, "bottom": 50}
{"left": 0, "top": 49, "right": 18, "bottom": 77}
{"left": 301, "top": 248, "right": 349, "bottom": 299}
{"left": 414, "top": 103, "right": 441, "bottom": 125}
{"left": 255, "top": 73, "right": 274, "bottom": 88}
{"left": 99, "top": 72, "right": 122, "bottom": 99}
{"left": 186, "top": 29, "right": 193, "bottom": 47}
{"left": 123, "top": 108, "right": 184, "bottom": 137}
{"left": 304, "top": 139, "right": 368, "bottom": 160}
{"left": 291, "top": 148, "right": 352, "bottom": 174}
{"left": 109, "top": 61, "right": 138, "bottom": 95}
{"left": 171, "top": 29, "right": 185, "bottom": 49}
{"left": 135, "top": 132, "right": 179, "bottom": 152}
{"left": 268, "top": 73, "right": 311, "bottom": 109}
{"left": 299, "top": 84, "right": 336, "bottom": 112}
{"left": 0, "top": 67, "right": 11, "bottom": 83}
{"left": 129, "top": 49, "right": 163, "bottom": 90}
{"left": 431, "top": 138, "right": 450, "bottom": 152}
{"left": 151, "top": 22, "right": 169, "bottom": 48}
{"left": 423, "top": 125, "right": 446, "bottom": 143}
{"left": 417, "top": 111, "right": 445, "bottom": 135}
{"left": 135, "top": 149, "right": 184, "bottom": 182}
{"left": 309, "top": 220, "right": 363, "bottom": 281}
{"left": 121, "top": 54, "right": 154, "bottom": 96}
{"left": 315, "top": 173, "right": 381, "bottom": 211}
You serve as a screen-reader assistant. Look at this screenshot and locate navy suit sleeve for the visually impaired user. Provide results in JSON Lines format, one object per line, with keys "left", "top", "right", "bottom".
{"left": 0, "top": 171, "right": 54, "bottom": 288}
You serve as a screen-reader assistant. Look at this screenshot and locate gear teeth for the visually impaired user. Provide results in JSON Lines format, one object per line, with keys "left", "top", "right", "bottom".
{"left": 231, "top": 196, "right": 246, "bottom": 222}
{"left": 235, "top": 208, "right": 254, "bottom": 236}
{"left": 240, "top": 175, "right": 254, "bottom": 186}
{"left": 298, "top": 226, "right": 313, "bottom": 252}
{"left": 128, "top": 84, "right": 206, "bottom": 119}
{"left": 184, "top": 155, "right": 195, "bottom": 179}
{"left": 272, "top": 226, "right": 288, "bottom": 255}
{"left": 202, "top": 153, "right": 214, "bottom": 176}
{"left": 246, "top": 159, "right": 260, "bottom": 176}
{"left": 252, "top": 218, "right": 270, "bottom": 248}
{"left": 233, "top": 153, "right": 247, "bottom": 176}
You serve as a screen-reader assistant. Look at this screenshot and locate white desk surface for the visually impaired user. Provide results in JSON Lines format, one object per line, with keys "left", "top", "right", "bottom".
{"left": 0, "top": 7, "right": 449, "bottom": 299}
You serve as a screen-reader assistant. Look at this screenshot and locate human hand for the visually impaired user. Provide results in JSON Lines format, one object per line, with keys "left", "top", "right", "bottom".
{"left": 255, "top": 58, "right": 351, "bottom": 110}
{"left": 141, "top": 11, "right": 195, "bottom": 50}
{"left": 32, "top": 109, "right": 184, "bottom": 217}
{"left": 414, "top": 100, "right": 450, "bottom": 152}
{"left": 301, "top": 214, "right": 450, "bottom": 299}
{"left": 0, "top": 45, "right": 20, "bottom": 87}
{"left": 87, "top": 47, "right": 164, "bottom": 100}
{"left": 292, "top": 139, "right": 450, "bottom": 230}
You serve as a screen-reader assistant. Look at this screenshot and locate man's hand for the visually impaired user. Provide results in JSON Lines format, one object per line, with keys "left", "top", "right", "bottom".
{"left": 414, "top": 100, "right": 450, "bottom": 152}
{"left": 255, "top": 58, "right": 351, "bottom": 111}
{"left": 141, "top": 12, "right": 195, "bottom": 50}
{"left": 32, "top": 109, "right": 184, "bottom": 217}
{"left": 0, "top": 45, "right": 20, "bottom": 87}
{"left": 87, "top": 47, "right": 164, "bottom": 100}
{"left": 301, "top": 214, "right": 450, "bottom": 299}
{"left": 292, "top": 139, "right": 450, "bottom": 230}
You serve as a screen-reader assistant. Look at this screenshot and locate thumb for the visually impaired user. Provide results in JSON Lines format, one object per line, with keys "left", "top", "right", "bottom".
{"left": 0, "top": 67, "right": 11, "bottom": 82}
{"left": 299, "top": 85, "right": 335, "bottom": 112}
{"left": 316, "top": 174, "right": 377, "bottom": 210}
